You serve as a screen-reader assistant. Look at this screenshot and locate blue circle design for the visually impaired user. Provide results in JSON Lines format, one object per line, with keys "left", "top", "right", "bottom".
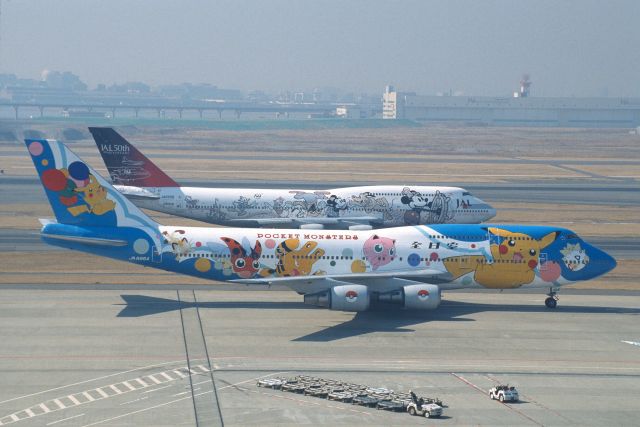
{"left": 68, "top": 161, "right": 89, "bottom": 180}
{"left": 408, "top": 253, "right": 421, "bottom": 267}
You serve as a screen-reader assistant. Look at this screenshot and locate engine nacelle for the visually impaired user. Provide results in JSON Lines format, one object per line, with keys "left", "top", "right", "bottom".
{"left": 304, "top": 284, "right": 369, "bottom": 312}
{"left": 375, "top": 284, "right": 441, "bottom": 310}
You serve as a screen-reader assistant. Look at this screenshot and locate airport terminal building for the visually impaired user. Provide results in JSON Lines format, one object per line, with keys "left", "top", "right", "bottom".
{"left": 383, "top": 88, "right": 640, "bottom": 128}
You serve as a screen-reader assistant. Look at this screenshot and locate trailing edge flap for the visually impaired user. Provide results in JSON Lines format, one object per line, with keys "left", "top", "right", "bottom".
{"left": 42, "top": 233, "right": 128, "bottom": 247}
{"left": 231, "top": 269, "right": 442, "bottom": 285}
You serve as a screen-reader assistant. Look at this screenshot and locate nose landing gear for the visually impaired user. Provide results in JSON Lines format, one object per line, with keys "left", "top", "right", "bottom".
{"left": 545, "top": 287, "right": 559, "bottom": 309}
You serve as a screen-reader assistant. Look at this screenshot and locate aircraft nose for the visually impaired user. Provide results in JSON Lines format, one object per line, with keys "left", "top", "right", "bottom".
{"left": 586, "top": 243, "right": 617, "bottom": 278}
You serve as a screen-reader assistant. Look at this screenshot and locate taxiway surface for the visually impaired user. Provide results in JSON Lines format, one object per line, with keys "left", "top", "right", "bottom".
{"left": 0, "top": 288, "right": 639, "bottom": 426}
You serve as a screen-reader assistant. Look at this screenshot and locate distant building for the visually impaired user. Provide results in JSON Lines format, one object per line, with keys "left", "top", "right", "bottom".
{"left": 336, "top": 105, "right": 363, "bottom": 119}
{"left": 383, "top": 87, "right": 640, "bottom": 127}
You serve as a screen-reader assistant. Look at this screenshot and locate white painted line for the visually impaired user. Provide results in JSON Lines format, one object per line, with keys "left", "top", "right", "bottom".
{"left": 78, "top": 373, "right": 291, "bottom": 427}
{"left": 212, "top": 364, "right": 220, "bottom": 370}
{"left": 79, "top": 390, "right": 214, "bottom": 427}
{"left": 188, "top": 369, "right": 200, "bottom": 375}
{"left": 622, "top": 340, "right": 640, "bottom": 347}
{"left": 134, "top": 378, "right": 149, "bottom": 388}
{"left": 196, "top": 365, "right": 209, "bottom": 372}
{"left": 46, "top": 413, "right": 85, "bottom": 426}
{"left": 95, "top": 388, "right": 109, "bottom": 399}
{"left": 159, "top": 372, "right": 173, "bottom": 381}
{"left": 82, "top": 392, "right": 95, "bottom": 402}
{"left": 39, "top": 403, "right": 51, "bottom": 413}
{"left": 142, "top": 385, "right": 172, "bottom": 394}
{"left": 146, "top": 375, "right": 163, "bottom": 385}
{"left": 9, "top": 414, "right": 19, "bottom": 422}
{"left": 109, "top": 385, "right": 123, "bottom": 395}
{"left": 171, "top": 391, "right": 189, "bottom": 397}
{"left": 52, "top": 399, "right": 66, "bottom": 409}
{"left": 67, "top": 395, "right": 81, "bottom": 406}
{"left": 121, "top": 381, "right": 137, "bottom": 391}
{"left": 119, "top": 396, "right": 148, "bottom": 406}
{"left": 172, "top": 370, "right": 187, "bottom": 378}
{"left": 0, "top": 359, "right": 194, "bottom": 406}
{"left": 25, "top": 409, "right": 35, "bottom": 418}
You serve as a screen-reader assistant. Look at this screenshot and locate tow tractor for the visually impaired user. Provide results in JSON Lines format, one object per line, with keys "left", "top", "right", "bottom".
{"left": 489, "top": 385, "right": 519, "bottom": 402}
{"left": 407, "top": 391, "right": 443, "bottom": 418}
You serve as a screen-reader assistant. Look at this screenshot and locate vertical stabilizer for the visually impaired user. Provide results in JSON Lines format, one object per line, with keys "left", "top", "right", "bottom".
{"left": 25, "top": 138, "right": 159, "bottom": 233}
{"left": 89, "top": 127, "right": 179, "bottom": 187}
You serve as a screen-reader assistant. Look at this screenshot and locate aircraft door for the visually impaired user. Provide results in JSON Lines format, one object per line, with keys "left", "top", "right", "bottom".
{"left": 152, "top": 246, "right": 162, "bottom": 263}
{"left": 539, "top": 252, "right": 548, "bottom": 271}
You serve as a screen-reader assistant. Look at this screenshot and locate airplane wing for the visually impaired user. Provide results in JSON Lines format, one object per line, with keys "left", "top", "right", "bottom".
{"left": 116, "top": 186, "right": 160, "bottom": 200}
{"left": 231, "top": 269, "right": 447, "bottom": 293}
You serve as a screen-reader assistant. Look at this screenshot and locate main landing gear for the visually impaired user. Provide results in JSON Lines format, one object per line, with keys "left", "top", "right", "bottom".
{"left": 545, "top": 287, "right": 559, "bottom": 309}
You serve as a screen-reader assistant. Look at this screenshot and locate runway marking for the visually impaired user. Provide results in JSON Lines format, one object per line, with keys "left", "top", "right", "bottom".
{"left": 81, "top": 392, "right": 94, "bottom": 402}
{"left": 159, "top": 372, "right": 174, "bottom": 381}
{"left": 451, "top": 373, "right": 543, "bottom": 427}
{"left": 172, "top": 369, "right": 187, "bottom": 378}
{"left": 0, "top": 365, "right": 200, "bottom": 426}
{"left": 622, "top": 340, "right": 640, "bottom": 347}
{"left": 121, "top": 381, "right": 136, "bottom": 391}
{"left": 146, "top": 374, "right": 163, "bottom": 384}
{"left": 67, "top": 395, "right": 81, "bottom": 406}
{"left": 134, "top": 378, "right": 149, "bottom": 387}
{"left": 196, "top": 364, "right": 210, "bottom": 372}
{"left": 95, "top": 388, "right": 109, "bottom": 399}
{"left": 119, "top": 396, "right": 148, "bottom": 406}
{"left": 46, "top": 413, "right": 85, "bottom": 426}
{"left": 142, "top": 385, "right": 172, "bottom": 394}
{"left": 110, "top": 385, "right": 125, "bottom": 395}
{"left": 0, "top": 359, "right": 194, "bottom": 405}
{"left": 52, "top": 399, "right": 66, "bottom": 409}
{"left": 171, "top": 391, "right": 190, "bottom": 397}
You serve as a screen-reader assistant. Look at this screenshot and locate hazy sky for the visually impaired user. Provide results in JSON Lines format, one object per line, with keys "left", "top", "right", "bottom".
{"left": 2, "top": 0, "right": 639, "bottom": 97}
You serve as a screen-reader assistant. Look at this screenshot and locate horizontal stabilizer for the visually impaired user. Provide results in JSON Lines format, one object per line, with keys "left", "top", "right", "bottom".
{"left": 42, "top": 233, "right": 128, "bottom": 247}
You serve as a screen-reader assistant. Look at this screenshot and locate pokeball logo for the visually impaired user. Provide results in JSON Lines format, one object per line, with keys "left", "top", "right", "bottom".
{"left": 345, "top": 290, "right": 358, "bottom": 303}
{"left": 418, "top": 289, "right": 430, "bottom": 300}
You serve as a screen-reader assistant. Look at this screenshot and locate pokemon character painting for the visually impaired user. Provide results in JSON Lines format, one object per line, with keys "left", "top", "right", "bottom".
{"left": 27, "top": 139, "right": 616, "bottom": 311}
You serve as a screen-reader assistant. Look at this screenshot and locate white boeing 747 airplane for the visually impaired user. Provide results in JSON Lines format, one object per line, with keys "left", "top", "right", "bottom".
{"left": 89, "top": 127, "right": 495, "bottom": 230}
{"left": 27, "top": 139, "right": 615, "bottom": 311}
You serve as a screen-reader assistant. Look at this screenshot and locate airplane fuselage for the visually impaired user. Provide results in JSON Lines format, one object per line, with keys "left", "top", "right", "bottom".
{"left": 116, "top": 185, "right": 495, "bottom": 229}
{"left": 41, "top": 222, "right": 613, "bottom": 296}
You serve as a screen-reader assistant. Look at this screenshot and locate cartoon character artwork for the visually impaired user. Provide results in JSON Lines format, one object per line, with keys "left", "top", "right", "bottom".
{"left": 260, "top": 238, "right": 325, "bottom": 277}
{"left": 561, "top": 243, "right": 590, "bottom": 272}
{"left": 289, "top": 190, "right": 330, "bottom": 217}
{"left": 40, "top": 160, "right": 116, "bottom": 217}
{"left": 184, "top": 196, "right": 199, "bottom": 210}
{"left": 325, "top": 195, "right": 348, "bottom": 217}
{"left": 350, "top": 192, "right": 392, "bottom": 220}
{"left": 443, "top": 227, "right": 558, "bottom": 288}
{"left": 162, "top": 230, "right": 191, "bottom": 259}
{"left": 232, "top": 196, "right": 253, "bottom": 217}
{"left": 401, "top": 187, "right": 452, "bottom": 225}
{"left": 205, "top": 199, "right": 226, "bottom": 222}
{"left": 221, "top": 237, "right": 262, "bottom": 278}
{"left": 363, "top": 234, "right": 397, "bottom": 270}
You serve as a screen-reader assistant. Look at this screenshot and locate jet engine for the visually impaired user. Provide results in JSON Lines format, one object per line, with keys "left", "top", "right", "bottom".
{"left": 375, "top": 284, "right": 441, "bottom": 310}
{"left": 304, "top": 284, "right": 369, "bottom": 312}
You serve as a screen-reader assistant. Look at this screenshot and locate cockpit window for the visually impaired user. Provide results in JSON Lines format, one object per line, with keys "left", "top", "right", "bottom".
{"left": 462, "top": 192, "right": 472, "bottom": 196}
{"left": 566, "top": 233, "right": 579, "bottom": 240}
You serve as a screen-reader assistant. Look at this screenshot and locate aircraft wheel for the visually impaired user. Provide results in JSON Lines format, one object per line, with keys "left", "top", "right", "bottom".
{"left": 545, "top": 297, "right": 557, "bottom": 309}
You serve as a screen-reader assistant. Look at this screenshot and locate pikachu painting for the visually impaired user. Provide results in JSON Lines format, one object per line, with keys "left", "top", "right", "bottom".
{"left": 443, "top": 227, "right": 557, "bottom": 288}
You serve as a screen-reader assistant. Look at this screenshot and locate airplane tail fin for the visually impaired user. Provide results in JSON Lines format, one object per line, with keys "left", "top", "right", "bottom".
{"left": 25, "top": 138, "right": 159, "bottom": 231}
{"left": 89, "top": 127, "right": 179, "bottom": 187}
